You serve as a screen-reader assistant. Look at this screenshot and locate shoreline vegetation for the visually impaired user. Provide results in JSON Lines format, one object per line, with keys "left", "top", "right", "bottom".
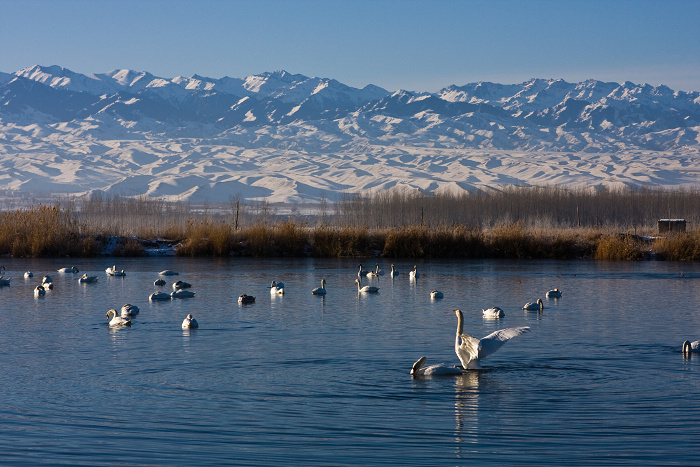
{"left": 2, "top": 186, "right": 700, "bottom": 261}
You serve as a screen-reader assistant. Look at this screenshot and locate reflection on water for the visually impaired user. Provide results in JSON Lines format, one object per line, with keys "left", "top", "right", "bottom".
{"left": 454, "top": 372, "right": 481, "bottom": 448}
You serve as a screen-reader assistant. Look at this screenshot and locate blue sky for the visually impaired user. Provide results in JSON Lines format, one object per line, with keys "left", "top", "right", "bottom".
{"left": 2, "top": 0, "right": 699, "bottom": 92}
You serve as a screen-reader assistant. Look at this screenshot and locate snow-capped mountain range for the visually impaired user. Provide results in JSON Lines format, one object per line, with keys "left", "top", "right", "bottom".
{"left": 1, "top": 64, "right": 699, "bottom": 204}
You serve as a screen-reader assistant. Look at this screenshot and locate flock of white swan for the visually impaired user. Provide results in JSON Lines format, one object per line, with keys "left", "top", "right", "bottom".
{"left": 2, "top": 263, "right": 699, "bottom": 365}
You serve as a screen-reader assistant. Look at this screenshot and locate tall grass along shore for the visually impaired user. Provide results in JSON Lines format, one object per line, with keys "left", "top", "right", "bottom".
{"left": 2, "top": 186, "right": 700, "bottom": 260}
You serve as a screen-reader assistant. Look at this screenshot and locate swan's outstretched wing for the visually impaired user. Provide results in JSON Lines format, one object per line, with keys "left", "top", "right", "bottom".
{"left": 477, "top": 326, "right": 530, "bottom": 360}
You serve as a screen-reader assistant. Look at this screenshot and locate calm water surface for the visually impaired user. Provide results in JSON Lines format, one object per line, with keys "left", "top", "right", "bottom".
{"left": 1, "top": 257, "right": 700, "bottom": 465}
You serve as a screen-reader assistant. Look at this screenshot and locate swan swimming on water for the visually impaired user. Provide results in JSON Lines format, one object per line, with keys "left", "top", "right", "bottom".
{"left": 34, "top": 285, "right": 46, "bottom": 296}
{"left": 106, "top": 309, "right": 131, "bottom": 327}
{"left": 270, "top": 281, "right": 285, "bottom": 294}
{"left": 482, "top": 307, "right": 505, "bottom": 318}
{"left": 357, "top": 264, "right": 370, "bottom": 279}
{"left": 41, "top": 275, "right": 53, "bottom": 289}
{"left": 411, "top": 356, "right": 468, "bottom": 376}
{"left": 683, "top": 340, "right": 700, "bottom": 354}
{"left": 430, "top": 290, "right": 444, "bottom": 299}
{"left": 453, "top": 309, "right": 530, "bottom": 370}
{"left": 159, "top": 270, "right": 179, "bottom": 276}
{"left": 171, "top": 289, "right": 195, "bottom": 299}
{"left": 57, "top": 266, "right": 79, "bottom": 273}
{"left": 121, "top": 304, "right": 139, "bottom": 317}
{"left": 409, "top": 265, "right": 419, "bottom": 280}
{"left": 523, "top": 298, "right": 544, "bottom": 311}
{"left": 78, "top": 274, "right": 99, "bottom": 284}
{"left": 149, "top": 291, "right": 171, "bottom": 300}
{"left": 182, "top": 314, "right": 199, "bottom": 329}
{"left": 390, "top": 264, "right": 399, "bottom": 278}
{"left": 545, "top": 289, "right": 562, "bottom": 299}
{"left": 355, "top": 278, "right": 379, "bottom": 294}
{"left": 0, "top": 276, "right": 10, "bottom": 286}
{"left": 238, "top": 294, "right": 255, "bottom": 304}
{"left": 154, "top": 278, "right": 166, "bottom": 286}
{"left": 24, "top": 271, "right": 33, "bottom": 278}
{"left": 311, "top": 279, "right": 327, "bottom": 295}
{"left": 366, "top": 264, "right": 383, "bottom": 278}
{"left": 173, "top": 280, "right": 192, "bottom": 291}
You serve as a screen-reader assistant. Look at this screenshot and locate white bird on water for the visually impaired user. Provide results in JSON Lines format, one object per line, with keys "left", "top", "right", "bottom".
{"left": 390, "top": 264, "right": 400, "bottom": 278}
{"left": 121, "top": 304, "right": 139, "bottom": 317}
{"left": 34, "top": 285, "right": 46, "bottom": 296}
{"left": 182, "top": 314, "right": 199, "bottom": 329}
{"left": 106, "top": 309, "right": 131, "bottom": 327}
{"left": 482, "top": 307, "right": 505, "bottom": 318}
{"left": 453, "top": 309, "right": 530, "bottom": 370}
{"left": 355, "top": 278, "right": 379, "bottom": 294}
{"left": 430, "top": 290, "right": 444, "bottom": 300}
{"left": 409, "top": 265, "right": 419, "bottom": 280}
{"left": 683, "top": 340, "right": 700, "bottom": 354}
{"left": 78, "top": 274, "right": 99, "bottom": 284}
{"left": 311, "top": 279, "right": 327, "bottom": 295}
{"left": 523, "top": 299, "right": 544, "bottom": 311}
{"left": 270, "top": 280, "right": 285, "bottom": 294}
{"left": 57, "top": 266, "right": 79, "bottom": 273}
{"left": 545, "top": 289, "right": 562, "bottom": 299}
{"left": 159, "top": 270, "right": 179, "bottom": 276}
{"left": 410, "top": 356, "right": 467, "bottom": 376}
{"left": 366, "top": 264, "right": 383, "bottom": 278}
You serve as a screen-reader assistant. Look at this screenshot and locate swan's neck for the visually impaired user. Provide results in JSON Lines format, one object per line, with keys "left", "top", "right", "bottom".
{"left": 455, "top": 310, "right": 463, "bottom": 335}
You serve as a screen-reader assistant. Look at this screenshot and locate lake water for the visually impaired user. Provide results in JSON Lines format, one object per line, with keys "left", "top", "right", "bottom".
{"left": 1, "top": 257, "right": 700, "bottom": 465}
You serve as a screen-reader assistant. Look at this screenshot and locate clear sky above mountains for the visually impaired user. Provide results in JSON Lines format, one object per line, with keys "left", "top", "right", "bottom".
{"left": 1, "top": 0, "right": 699, "bottom": 92}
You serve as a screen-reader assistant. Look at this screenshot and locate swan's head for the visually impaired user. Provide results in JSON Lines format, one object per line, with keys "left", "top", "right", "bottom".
{"left": 411, "top": 356, "right": 427, "bottom": 375}
{"left": 683, "top": 340, "right": 692, "bottom": 354}
{"left": 186, "top": 314, "right": 193, "bottom": 319}
{"left": 106, "top": 309, "right": 117, "bottom": 318}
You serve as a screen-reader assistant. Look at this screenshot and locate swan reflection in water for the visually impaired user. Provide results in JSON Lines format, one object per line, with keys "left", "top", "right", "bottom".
{"left": 453, "top": 371, "right": 482, "bottom": 450}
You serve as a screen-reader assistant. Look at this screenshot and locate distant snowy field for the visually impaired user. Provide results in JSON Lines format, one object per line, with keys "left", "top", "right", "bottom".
{"left": 1, "top": 65, "right": 699, "bottom": 206}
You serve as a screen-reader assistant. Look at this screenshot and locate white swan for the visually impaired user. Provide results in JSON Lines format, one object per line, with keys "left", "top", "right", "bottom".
{"left": 120, "top": 304, "right": 139, "bottom": 317}
{"left": 430, "top": 290, "right": 444, "bottom": 299}
{"left": 411, "top": 356, "right": 468, "bottom": 376}
{"left": 154, "top": 278, "right": 166, "bottom": 286}
{"left": 34, "top": 285, "right": 46, "bottom": 296}
{"left": 159, "top": 270, "right": 179, "bottom": 276}
{"left": 171, "top": 289, "right": 195, "bottom": 299}
{"left": 355, "top": 278, "right": 379, "bottom": 293}
{"left": 182, "top": 314, "right": 199, "bottom": 329}
{"left": 483, "top": 307, "right": 505, "bottom": 318}
{"left": 366, "top": 264, "right": 383, "bottom": 278}
{"left": 107, "top": 309, "right": 131, "bottom": 326}
{"left": 24, "top": 271, "right": 33, "bottom": 278}
{"left": 57, "top": 266, "right": 79, "bottom": 273}
{"left": 311, "top": 279, "right": 327, "bottom": 295}
{"left": 78, "top": 274, "right": 99, "bottom": 284}
{"left": 41, "top": 275, "right": 53, "bottom": 289}
{"left": 545, "top": 289, "right": 562, "bottom": 298}
{"left": 683, "top": 340, "right": 700, "bottom": 354}
{"left": 523, "top": 299, "right": 544, "bottom": 311}
{"left": 453, "top": 309, "right": 530, "bottom": 370}
{"left": 238, "top": 294, "right": 255, "bottom": 304}
{"left": 357, "top": 264, "right": 369, "bottom": 278}
{"left": 270, "top": 280, "right": 285, "bottom": 294}
{"left": 409, "top": 265, "right": 419, "bottom": 280}
{"left": 390, "top": 264, "right": 400, "bottom": 278}
{"left": 149, "top": 291, "right": 171, "bottom": 300}
{"left": 173, "top": 280, "right": 192, "bottom": 291}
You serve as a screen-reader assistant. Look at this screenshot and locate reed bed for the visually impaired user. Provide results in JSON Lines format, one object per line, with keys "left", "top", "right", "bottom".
{"left": 3, "top": 187, "right": 700, "bottom": 260}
